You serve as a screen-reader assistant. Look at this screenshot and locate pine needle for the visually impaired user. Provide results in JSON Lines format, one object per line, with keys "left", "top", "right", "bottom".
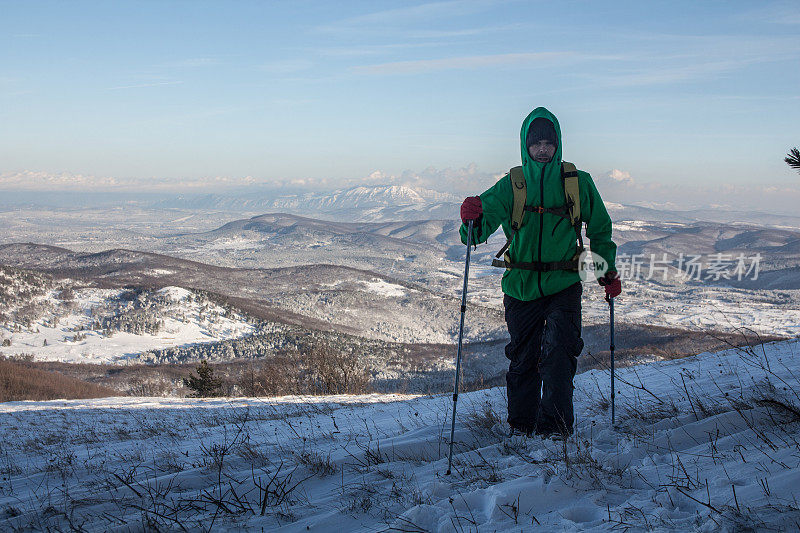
{"left": 785, "top": 147, "right": 800, "bottom": 172}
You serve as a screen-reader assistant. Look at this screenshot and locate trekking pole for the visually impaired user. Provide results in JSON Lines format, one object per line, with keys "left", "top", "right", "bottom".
{"left": 446, "top": 219, "right": 473, "bottom": 476}
{"left": 607, "top": 294, "right": 616, "bottom": 426}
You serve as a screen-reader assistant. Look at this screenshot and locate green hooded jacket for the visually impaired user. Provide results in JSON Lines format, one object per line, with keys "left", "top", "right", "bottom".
{"left": 460, "top": 107, "right": 617, "bottom": 301}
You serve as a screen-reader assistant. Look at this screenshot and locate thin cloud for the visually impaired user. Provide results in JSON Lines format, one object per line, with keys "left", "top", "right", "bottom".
{"left": 161, "top": 57, "right": 224, "bottom": 68}
{"left": 352, "top": 51, "right": 571, "bottom": 75}
{"left": 321, "top": 0, "right": 500, "bottom": 30}
{"left": 734, "top": 2, "right": 800, "bottom": 25}
{"left": 0, "top": 171, "right": 269, "bottom": 192}
{"left": 313, "top": 24, "right": 520, "bottom": 59}
{"left": 621, "top": 31, "right": 800, "bottom": 52}
{"left": 316, "top": 0, "right": 510, "bottom": 40}
{"left": 716, "top": 94, "right": 800, "bottom": 102}
{"left": 317, "top": 42, "right": 448, "bottom": 58}
{"left": 567, "top": 32, "right": 800, "bottom": 89}
{"left": 404, "top": 23, "right": 525, "bottom": 40}
{"left": 593, "top": 171, "right": 800, "bottom": 213}
{"left": 107, "top": 81, "right": 184, "bottom": 90}
{"left": 771, "top": 12, "right": 800, "bottom": 24}
{"left": 258, "top": 59, "right": 315, "bottom": 74}
{"left": 313, "top": 41, "right": 453, "bottom": 58}
{"left": 600, "top": 60, "right": 749, "bottom": 87}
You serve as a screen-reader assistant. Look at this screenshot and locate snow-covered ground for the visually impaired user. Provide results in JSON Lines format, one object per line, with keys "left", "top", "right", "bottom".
{"left": 0, "top": 286, "right": 256, "bottom": 363}
{"left": 581, "top": 280, "right": 800, "bottom": 337}
{"left": 2, "top": 338, "right": 799, "bottom": 531}
{"left": 463, "top": 271, "right": 800, "bottom": 338}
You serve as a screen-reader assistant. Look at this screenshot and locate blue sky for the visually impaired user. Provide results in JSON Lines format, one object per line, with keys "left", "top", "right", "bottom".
{"left": 1, "top": 0, "right": 799, "bottom": 208}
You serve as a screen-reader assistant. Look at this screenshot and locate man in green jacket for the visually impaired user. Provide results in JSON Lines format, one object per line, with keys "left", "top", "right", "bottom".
{"left": 460, "top": 106, "right": 621, "bottom": 437}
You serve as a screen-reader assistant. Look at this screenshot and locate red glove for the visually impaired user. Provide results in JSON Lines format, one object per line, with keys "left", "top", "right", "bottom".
{"left": 599, "top": 271, "right": 622, "bottom": 298}
{"left": 460, "top": 196, "right": 482, "bottom": 223}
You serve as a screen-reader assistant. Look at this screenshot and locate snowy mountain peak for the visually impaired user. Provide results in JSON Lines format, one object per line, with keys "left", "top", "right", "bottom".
{"left": 254, "top": 184, "right": 462, "bottom": 221}
{"left": 318, "top": 184, "right": 458, "bottom": 208}
{"left": 346, "top": 185, "right": 425, "bottom": 203}
{"left": 149, "top": 184, "right": 462, "bottom": 221}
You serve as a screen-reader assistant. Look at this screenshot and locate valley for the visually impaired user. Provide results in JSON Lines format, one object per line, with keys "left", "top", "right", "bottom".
{"left": 1, "top": 187, "right": 798, "bottom": 398}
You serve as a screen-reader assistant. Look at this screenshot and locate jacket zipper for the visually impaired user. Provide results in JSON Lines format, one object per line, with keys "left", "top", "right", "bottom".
{"left": 537, "top": 165, "right": 545, "bottom": 298}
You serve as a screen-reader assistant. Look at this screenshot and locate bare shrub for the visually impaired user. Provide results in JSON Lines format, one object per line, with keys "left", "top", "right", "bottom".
{"left": 755, "top": 395, "right": 800, "bottom": 423}
{"left": 0, "top": 356, "right": 116, "bottom": 401}
{"left": 127, "top": 377, "right": 173, "bottom": 397}
{"left": 237, "top": 344, "right": 372, "bottom": 396}
{"left": 295, "top": 450, "right": 337, "bottom": 477}
{"left": 237, "top": 352, "right": 305, "bottom": 396}
{"left": 465, "top": 399, "right": 506, "bottom": 444}
{"left": 305, "top": 344, "right": 371, "bottom": 395}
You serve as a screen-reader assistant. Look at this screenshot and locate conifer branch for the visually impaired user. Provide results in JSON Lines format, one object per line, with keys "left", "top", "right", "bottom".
{"left": 786, "top": 147, "right": 800, "bottom": 173}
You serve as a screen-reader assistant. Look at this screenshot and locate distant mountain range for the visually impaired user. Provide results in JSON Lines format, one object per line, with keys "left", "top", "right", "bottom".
{"left": 152, "top": 185, "right": 463, "bottom": 222}
{"left": 3, "top": 182, "right": 800, "bottom": 229}
{"left": 152, "top": 184, "right": 800, "bottom": 228}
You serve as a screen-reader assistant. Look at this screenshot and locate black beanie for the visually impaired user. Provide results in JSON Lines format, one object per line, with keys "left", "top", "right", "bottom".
{"left": 526, "top": 117, "right": 558, "bottom": 148}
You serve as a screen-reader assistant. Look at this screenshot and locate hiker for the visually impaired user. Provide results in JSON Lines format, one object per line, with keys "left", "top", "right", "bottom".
{"left": 459, "top": 107, "right": 621, "bottom": 437}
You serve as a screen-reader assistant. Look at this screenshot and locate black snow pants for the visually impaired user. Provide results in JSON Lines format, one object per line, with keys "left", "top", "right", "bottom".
{"left": 504, "top": 281, "right": 584, "bottom": 434}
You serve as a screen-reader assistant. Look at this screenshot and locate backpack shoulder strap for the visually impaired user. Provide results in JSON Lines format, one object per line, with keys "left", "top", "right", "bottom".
{"left": 509, "top": 166, "right": 527, "bottom": 232}
{"left": 561, "top": 161, "right": 580, "bottom": 225}
{"left": 494, "top": 167, "right": 526, "bottom": 260}
{"left": 561, "top": 161, "right": 584, "bottom": 258}
{"left": 491, "top": 163, "right": 586, "bottom": 270}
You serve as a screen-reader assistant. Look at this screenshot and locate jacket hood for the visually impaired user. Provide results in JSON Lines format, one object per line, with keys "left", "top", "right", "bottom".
{"left": 520, "top": 107, "right": 562, "bottom": 174}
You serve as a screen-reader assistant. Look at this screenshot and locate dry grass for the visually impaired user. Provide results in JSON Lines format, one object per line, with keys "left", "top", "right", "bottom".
{"left": 580, "top": 323, "right": 785, "bottom": 372}
{"left": 7, "top": 343, "right": 373, "bottom": 399}
{"left": 0, "top": 356, "right": 117, "bottom": 401}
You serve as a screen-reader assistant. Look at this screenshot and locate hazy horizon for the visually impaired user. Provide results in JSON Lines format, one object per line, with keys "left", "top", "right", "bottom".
{"left": 2, "top": 165, "right": 800, "bottom": 216}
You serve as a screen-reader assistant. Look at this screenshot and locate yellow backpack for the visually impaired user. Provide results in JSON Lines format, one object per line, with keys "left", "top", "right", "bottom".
{"left": 491, "top": 162, "right": 584, "bottom": 272}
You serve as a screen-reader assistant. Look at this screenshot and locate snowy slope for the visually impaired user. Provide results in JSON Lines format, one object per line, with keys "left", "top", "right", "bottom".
{"left": 578, "top": 279, "right": 800, "bottom": 337}
{"left": 0, "top": 285, "right": 256, "bottom": 363}
{"left": 0, "top": 248, "right": 508, "bottom": 354}
{"left": 2, "top": 338, "right": 799, "bottom": 531}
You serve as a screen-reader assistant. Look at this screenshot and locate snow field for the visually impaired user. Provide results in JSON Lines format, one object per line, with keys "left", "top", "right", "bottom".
{"left": 0, "top": 286, "right": 257, "bottom": 363}
{"left": 455, "top": 267, "right": 800, "bottom": 339}
{"left": 581, "top": 281, "right": 800, "bottom": 337}
{"left": 2, "top": 338, "right": 799, "bottom": 531}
